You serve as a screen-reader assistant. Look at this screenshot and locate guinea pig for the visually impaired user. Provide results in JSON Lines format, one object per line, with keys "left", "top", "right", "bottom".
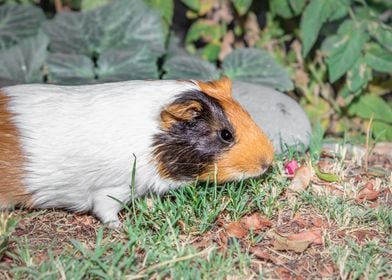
{"left": 0, "top": 77, "right": 274, "bottom": 227}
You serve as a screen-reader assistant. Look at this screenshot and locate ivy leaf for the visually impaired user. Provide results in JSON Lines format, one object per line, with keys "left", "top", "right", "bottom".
{"left": 270, "top": 0, "right": 306, "bottom": 19}
{"left": 365, "top": 45, "right": 392, "bottom": 73}
{"left": 44, "top": 0, "right": 165, "bottom": 57}
{"left": 346, "top": 56, "right": 372, "bottom": 92}
{"left": 289, "top": 0, "right": 307, "bottom": 15}
{"left": 181, "top": 0, "right": 214, "bottom": 15}
{"left": 300, "top": 0, "right": 336, "bottom": 57}
{"left": 221, "top": 48, "right": 293, "bottom": 91}
{"left": 96, "top": 48, "right": 158, "bottom": 81}
{"left": 0, "top": 31, "right": 48, "bottom": 83}
{"left": 162, "top": 55, "right": 220, "bottom": 81}
{"left": 186, "top": 19, "right": 222, "bottom": 44}
{"left": 348, "top": 95, "right": 392, "bottom": 124}
{"left": 43, "top": 12, "right": 99, "bottom": 56}
{"left": 181, "top": 0, "right": 200, "bottom": 12}
{"left": 145, "top": 0, "right": 174, "bottom": 24}
{"left": 201, "top": 43, "right": 221, "bottom": 61}
{"left": 46, "top": 53, "right": 96, "bottom": 84}
{"left": 328, "top": 0, "right": 349, "bottom": 21}
{"left": 326, "top": 21, "right": 368, "bottom": 83}
{"left": 0, "top": 4, "right": 46, "bottom": 49}
{"left": 372, "top": 121, "right": 392, "bottom": 141}
{"left": 371, "top": 24, "right": 392, "bottom": 52}
{"left": 232, "top": 0, "right": 253, "bottom": 16}
{"left": 81, "top": 0, "right": 111, "bottom": 11}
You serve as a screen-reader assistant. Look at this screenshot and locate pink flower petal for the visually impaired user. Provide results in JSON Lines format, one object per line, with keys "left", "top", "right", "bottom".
{"left": 285, "top": 160, "right": 299, "bottom": 175}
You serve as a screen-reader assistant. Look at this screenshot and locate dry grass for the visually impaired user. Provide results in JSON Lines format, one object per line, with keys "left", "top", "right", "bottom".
{"left": 0, "top": 141, "right": 391, "bottom": 279}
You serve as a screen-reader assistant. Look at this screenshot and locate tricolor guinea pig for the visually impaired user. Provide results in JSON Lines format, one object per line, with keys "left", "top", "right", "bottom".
{"left": 0, "top": 77, "right": 274, "bottom": 227}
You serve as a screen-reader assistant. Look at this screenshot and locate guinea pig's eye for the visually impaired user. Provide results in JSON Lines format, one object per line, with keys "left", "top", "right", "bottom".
{"left": 219, "top": 129, "right": 234, "bottom": 143}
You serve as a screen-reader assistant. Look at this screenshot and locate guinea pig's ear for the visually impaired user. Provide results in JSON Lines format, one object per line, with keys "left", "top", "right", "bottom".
{"left": 196, "top": 76, "right": 232, "bottom": 100}
{"left": 160, "top": 100, "right": 202, "bottom": 129}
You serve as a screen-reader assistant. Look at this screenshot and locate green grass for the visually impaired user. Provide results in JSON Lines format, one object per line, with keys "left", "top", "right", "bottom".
{"left": 1, "top": 142, "right": 391, "bottom": 279}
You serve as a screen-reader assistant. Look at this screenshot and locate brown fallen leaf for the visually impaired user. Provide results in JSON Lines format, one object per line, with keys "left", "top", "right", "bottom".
{"left": 249, "top": 246, "right": 277, "bottom": 263}
{"left": 274, "top": 267, "right": 294, "bottom": 280}
{"left": 288, "top": 165, "right": 312, "bottom": 194}
{"left": 241, "top": 213, "right": 272, "bottom": 231}
{"left": 218, "top": 31, "right": 234, "bottom": 61}
{"left": 244, "top": 12, "right": 260, "bottom": 47}
{"left": 350, "top": 229, "right": 378, "bottom": 243}
{"left": 291, "top": 213, "right": 307, "bottom": 229}
{"left": 319, "top": 263, "right": 335, "bottom": 277}
{"left": 288, "top": 229, "right": 323, "bottom": 245}
{"left": 272, "top": 231, "right": 312, "bottom": 253}
{"left": 312, "top": 217, "right": 324, "bottom": 228}
{"left": 357, "top": 182, "right": 380, "bottom": 202}
{"left": 294, "top": 68, "right": 309, "bottom": 88}
{"left": 225, "top": 222, "right": 248, "bottom": 239}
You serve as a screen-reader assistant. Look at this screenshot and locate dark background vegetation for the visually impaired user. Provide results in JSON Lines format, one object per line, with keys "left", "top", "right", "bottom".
{"left": 0, "top": 0, "right": 391, "bottom": 141}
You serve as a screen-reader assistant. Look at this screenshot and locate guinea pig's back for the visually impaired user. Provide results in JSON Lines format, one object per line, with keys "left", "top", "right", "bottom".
{"left": 0, "top": 80, "right": 197, "bottom": 210}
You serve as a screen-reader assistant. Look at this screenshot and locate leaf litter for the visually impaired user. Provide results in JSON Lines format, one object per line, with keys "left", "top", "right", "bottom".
{"left": 1, "top": 142, "right": 391, "bottom": 279}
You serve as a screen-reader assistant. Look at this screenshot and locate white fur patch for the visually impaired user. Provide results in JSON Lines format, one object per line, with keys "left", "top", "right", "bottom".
{"left": 3, "top": 80, "right": 198, "bottom": 223}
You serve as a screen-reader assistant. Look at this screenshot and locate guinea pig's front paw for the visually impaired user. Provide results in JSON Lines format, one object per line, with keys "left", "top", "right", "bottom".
{"left": 105, "top": 219, "right": 122, "bottom": 229}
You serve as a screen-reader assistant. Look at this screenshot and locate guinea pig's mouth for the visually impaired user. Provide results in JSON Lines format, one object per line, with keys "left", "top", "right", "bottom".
{"left": 206, "top": 164, "right": 272, "bottom": 183}
{"left": 235, "top": 167, "right": 270, "bottom": 181}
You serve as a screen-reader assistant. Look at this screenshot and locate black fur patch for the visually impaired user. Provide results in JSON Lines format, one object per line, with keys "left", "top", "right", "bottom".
{"left": 153, "top": 90, "right": 234, "bottom": 181}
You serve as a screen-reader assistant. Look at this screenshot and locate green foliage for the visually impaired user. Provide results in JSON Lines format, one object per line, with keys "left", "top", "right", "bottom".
{"left": 270, "top": 0, "right": 306, "bottom": 18}
{"left": 163, "top": 47, "right": 293, "bottom": 91}
{"left": 0, "top": 0, "right": 291, "bottom": 91}
{"left": 0, "top": 4, "right": 45, "bottom": 49}
{"left": 222, "top": 48, "right": 293, "bottom": 91}
{"left": 0, "top": 0, "right": 390, "bottom": 140}
{"left": 0, "top": 31, "right": 48, "bottom": 83}
{"left": 232, "top": 0, "right": 252, "bottom": 16}
{"left": 269, "top": 0, "right": 391, "bottom": 140}
{"left": 0, "top": 212, "right": 18, "bottom": 260}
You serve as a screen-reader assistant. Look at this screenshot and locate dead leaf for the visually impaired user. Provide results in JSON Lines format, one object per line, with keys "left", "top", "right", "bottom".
{"left": 272, "top": 231, "right": 312, "bottom": 253}
{"left": 350, "top": 229, "right": 378, "bottom": 242}
{"left": 177, "top": 220, "right": 186, "bottom": 232}
{"left": 288, "top": 229, "right": 323, "bottom": 245}
{"left": 294, "top": 69, "right": 309, "bottom": 87}
{"left": 357, "top": 182, "right": 380, "bottom": 202}
{"left": 225, "top": 222, "right": 248, "bottom": 239}
{"left": 249, "top": 246, "right": 271, "bottom": 261}
{"left": 292, "top": 213, "right": 307, "bottom": 229}
{"left": 241, "top": 213, "right": 272, "bottom": 231}
{"left": 218, "top": 31, "right": 234, "bottom": 61}
{"left": 249, "top": 246, "right": 284, "bottom": 265}
{"left": 288, "top": 165, "right": 312, "bottom": 194}
{"left": 244, "top": 12, "right": 260, "bottom": 47}
{"left": 212, "top": 0, "right": 233, "bottom": 23}
{"left": 274, "top": 267, "right": 294, "bottom": 280}
{"left": 312, "top": 217, "right": 324, "bottom": 228}
{"left": 319, "top": 263, "right": 335, "bottom": 277}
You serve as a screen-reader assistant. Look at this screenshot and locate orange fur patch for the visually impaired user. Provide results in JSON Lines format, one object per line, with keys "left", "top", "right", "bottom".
{"left": 0, "top": 91, "right": 32, "bottom": 208}
{"left": 197, "top": 77, "right": 274, "bottom": 182}
{"left": 160, "top": 100, "right": 202, "bottom": 130}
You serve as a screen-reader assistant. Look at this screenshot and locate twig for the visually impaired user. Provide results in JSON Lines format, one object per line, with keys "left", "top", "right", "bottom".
{"left": 364, "top": 114, "right": 374, "bottom": 173}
